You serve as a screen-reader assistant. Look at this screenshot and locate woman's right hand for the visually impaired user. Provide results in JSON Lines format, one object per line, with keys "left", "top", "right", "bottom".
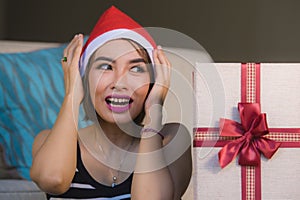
{"left": 61, "top": 34, "right": 84, "bottom": 105}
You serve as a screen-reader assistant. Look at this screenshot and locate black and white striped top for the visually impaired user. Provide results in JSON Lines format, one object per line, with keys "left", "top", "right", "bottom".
{"left": 47, "top": 143, "right": 132, "bottom": 200}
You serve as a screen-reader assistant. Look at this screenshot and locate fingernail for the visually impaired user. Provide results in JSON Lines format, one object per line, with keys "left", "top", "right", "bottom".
{"left": 157, "top": 45, "right": 162, "bottom": 50}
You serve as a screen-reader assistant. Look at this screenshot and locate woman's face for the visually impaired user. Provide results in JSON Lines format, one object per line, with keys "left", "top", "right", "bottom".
{"left": 88, "top": 39, "right": 151, "bottom": 124}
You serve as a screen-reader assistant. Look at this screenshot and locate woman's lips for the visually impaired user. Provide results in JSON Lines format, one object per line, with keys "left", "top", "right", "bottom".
{"left": 105, "top": 95, "right": 133, "bottom": 113}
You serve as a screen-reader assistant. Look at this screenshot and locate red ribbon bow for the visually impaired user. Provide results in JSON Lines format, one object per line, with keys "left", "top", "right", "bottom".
{"left": 218, "top": 103, "right": 281, "bottom": 168}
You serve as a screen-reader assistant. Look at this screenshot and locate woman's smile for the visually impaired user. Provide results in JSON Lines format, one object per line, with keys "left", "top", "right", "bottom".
{"left": 105, "top": 94, "right": 133, "bottom": 113}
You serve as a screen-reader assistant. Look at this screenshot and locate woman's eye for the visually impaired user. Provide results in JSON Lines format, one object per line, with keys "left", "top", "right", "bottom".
{"left": 130, "top": 65, "right": 146, "bottom": 73}
{"left": 97, "top": 63, "right": 112, "bottom": 70}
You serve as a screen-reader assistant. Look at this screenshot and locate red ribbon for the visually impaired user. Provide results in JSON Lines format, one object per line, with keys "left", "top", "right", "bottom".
{"left": 218, "top": 103, "right": 281, "bottom": 168}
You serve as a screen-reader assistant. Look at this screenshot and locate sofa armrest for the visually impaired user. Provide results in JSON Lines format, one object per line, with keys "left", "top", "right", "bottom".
{"left": 0, "top": 40, "right": 61, "bottom": 53}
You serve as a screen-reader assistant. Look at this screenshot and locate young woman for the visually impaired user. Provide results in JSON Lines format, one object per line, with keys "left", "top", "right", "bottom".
{"left": 30, "top": 6, "right": 192, "bottom": 200}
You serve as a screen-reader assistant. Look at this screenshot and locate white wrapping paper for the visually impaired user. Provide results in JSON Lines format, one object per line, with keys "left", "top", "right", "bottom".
{"left": 193, "top": 63, "right": 300, "bottom": 200}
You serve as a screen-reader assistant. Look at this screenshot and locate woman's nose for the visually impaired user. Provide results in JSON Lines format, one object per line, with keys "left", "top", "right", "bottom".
{"left": 111, "top": 71, "right": 128, "bottom": 90}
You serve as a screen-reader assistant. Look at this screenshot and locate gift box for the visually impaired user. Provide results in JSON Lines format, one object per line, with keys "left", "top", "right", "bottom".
{"left": 193, "top": 63, "right": 300, "bottom": 200}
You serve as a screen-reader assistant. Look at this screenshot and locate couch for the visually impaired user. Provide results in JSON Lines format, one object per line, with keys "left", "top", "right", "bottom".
{"left": 0, "top": 39, "right": 212, "bottom": 200}
{"left": 0, "top": 40, "right": 63, "bottom": 199}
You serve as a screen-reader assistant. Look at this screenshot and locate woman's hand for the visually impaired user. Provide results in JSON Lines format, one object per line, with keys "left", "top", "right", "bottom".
{"left": 62, "top": 34, "right": 84, "bottom": 105}
{"left": 144, "top": 46, "right": 171, "bottom": 128}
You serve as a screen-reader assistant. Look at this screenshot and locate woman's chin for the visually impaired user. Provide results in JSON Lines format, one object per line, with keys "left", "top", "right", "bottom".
{"left": 95, "top": 105, "right": 142, "bottom": 125}
{"left": 100, "top": 112, "right": 136, "bottom": 125}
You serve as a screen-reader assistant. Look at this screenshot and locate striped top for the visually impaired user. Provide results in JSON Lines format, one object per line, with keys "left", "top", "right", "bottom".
{"left": 47, "top": 143, "right": 132, "bottom": 200}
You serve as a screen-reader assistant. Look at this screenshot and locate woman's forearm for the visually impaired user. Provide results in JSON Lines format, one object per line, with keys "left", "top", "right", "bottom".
{"left": 132, "top": 107, "right": 174, "bottom": 200}
{"left": 132, "top": 136, "right": 174, "bottom": 200}
{"left": 30, "top": 95, "right": 80, "bottom": 194}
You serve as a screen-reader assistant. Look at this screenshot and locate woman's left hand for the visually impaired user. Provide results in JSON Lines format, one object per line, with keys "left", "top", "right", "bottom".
{"left": 144, "top": 46, "right": 171, "bottom": 126}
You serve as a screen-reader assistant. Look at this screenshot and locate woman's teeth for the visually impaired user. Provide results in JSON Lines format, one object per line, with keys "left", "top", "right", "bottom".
{"left": 105, "top": 97, "right": 132, "bottom": 113}
{"left": 106, "top": 97, "right": 131, "bottom": 106}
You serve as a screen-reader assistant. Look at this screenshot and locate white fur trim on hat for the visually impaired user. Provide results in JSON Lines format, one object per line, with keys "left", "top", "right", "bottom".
{"left": 79, "top": 29, "right": 154, "bottom": 77}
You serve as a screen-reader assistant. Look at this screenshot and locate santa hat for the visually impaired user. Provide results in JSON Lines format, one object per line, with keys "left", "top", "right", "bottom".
{"left": 79, "top": 6, "right": 157, "bottom": 76}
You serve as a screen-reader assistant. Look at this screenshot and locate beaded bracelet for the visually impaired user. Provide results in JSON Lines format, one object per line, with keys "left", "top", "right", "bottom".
{"left": 141, "top": 127, "right": 164, "bottom": 140}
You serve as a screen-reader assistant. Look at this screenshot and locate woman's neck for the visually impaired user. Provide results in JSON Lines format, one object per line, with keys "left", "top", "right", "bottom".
{"left": 96, "top": 118, "right": 141, "bottom": 149}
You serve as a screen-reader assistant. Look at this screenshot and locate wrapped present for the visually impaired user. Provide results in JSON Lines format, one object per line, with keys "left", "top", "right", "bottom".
{"left": 193, "top": 63, "right": 300, "bottom": 200}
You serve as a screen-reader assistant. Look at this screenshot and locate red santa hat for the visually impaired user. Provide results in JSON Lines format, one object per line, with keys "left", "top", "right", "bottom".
{"left": 79, "top": 6, "right": 157, "bottom": 76}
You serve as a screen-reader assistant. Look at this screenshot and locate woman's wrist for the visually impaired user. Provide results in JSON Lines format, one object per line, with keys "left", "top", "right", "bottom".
{"left": 64, "top": 93, "right": 82, "bottom": 108}
{"left": 144, "top": 103, "right": 163, "bottom": 126}
{"left": 141, "top": 127, "right": 164, "bottom": 140}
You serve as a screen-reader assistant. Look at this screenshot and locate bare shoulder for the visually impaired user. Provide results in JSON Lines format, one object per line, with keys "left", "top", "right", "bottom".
{"left": 32, "top": 129, "right": 51, "bottom": 157}
{"left": 77, "top": 125, "right": 95, "bottom": 142}
{"left": 78, "top": 125, "right": 94, "bottom": 135}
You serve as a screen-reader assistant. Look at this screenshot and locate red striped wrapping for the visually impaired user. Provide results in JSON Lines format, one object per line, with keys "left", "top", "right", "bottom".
{"left": 193, "top": 63, "right": 300, "bottom": 200}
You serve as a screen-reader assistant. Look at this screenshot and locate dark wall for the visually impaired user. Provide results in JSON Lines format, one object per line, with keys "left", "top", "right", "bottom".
{"left": 2, "top": 0, "right": 300, "bottom": 62}
{"left": 0, "top": 0, "right": 6, "bottom": 38}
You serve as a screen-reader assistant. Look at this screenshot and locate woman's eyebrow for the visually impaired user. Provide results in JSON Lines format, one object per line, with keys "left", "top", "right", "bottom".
{"left": 129, "top": 58, "right": 146, "bottom": 64}
{"left": 94, "top": 57, "right": 145, "bottom": 64}
{"left": 94, "top": 56, "right": 114, "bottom": 63}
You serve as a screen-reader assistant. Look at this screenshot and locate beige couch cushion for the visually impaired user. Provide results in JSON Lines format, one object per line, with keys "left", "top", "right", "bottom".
{"left": 0, "top": 40, "right": 60, "bottom": 53}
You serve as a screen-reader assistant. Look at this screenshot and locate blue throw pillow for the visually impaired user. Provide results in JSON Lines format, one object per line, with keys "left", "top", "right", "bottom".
{"left": 0, "top": 44, "right": 88, "bottom": 179}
